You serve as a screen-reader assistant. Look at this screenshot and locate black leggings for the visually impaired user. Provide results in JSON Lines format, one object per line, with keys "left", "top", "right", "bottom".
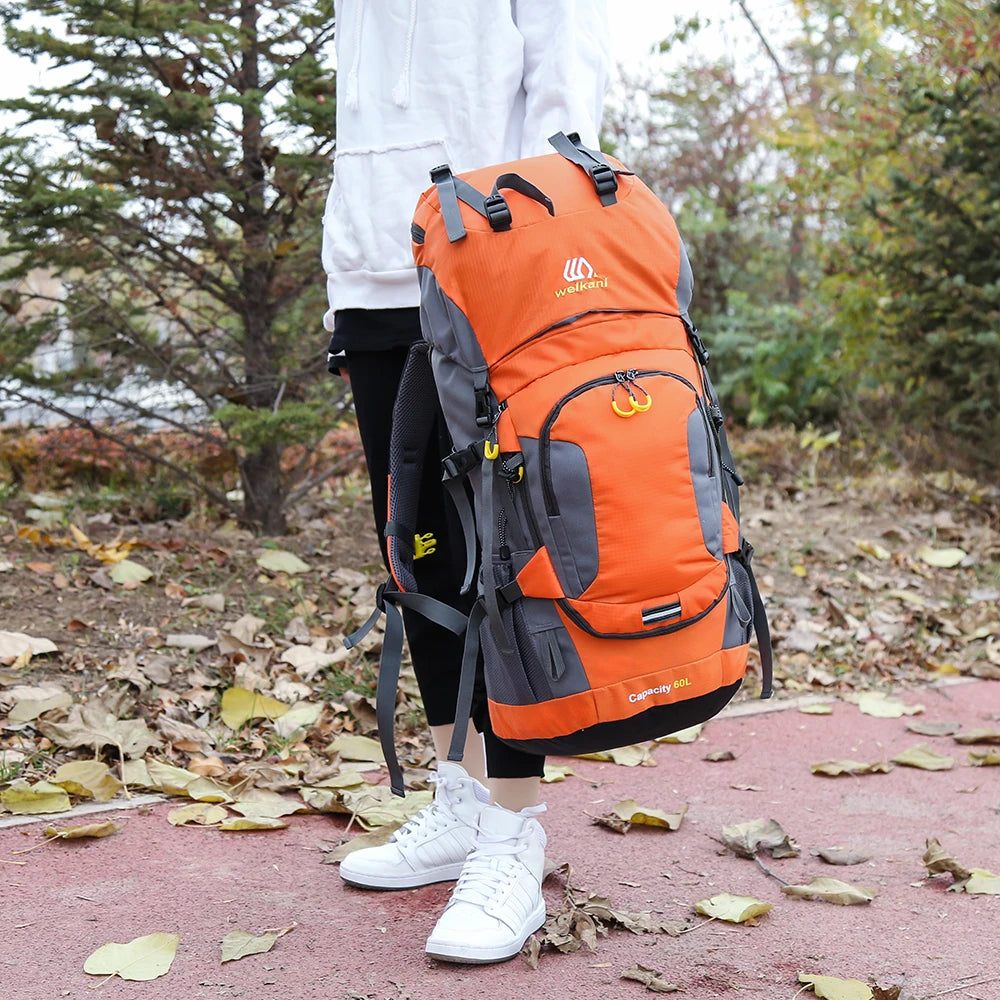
{"left": 345, "top": 344, "right": 544, "bottom": 780}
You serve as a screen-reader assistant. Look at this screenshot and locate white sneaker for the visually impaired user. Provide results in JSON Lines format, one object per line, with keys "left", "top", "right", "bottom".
{"left": 339, "top": 761, "right": 489, "bottom": 890}
{"left": 424, "top": 803, "right": 547, "bottom": 964}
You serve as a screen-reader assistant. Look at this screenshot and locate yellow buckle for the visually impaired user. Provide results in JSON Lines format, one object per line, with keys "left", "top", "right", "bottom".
{"left": 413, "top": 532, "right": 437, "bottom": 559}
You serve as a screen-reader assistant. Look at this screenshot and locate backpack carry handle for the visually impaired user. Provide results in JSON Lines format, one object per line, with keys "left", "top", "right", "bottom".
{"left": 430, "top": 165, "right": 555, "bottom": 241}
{"left": 486, "top": 173, "right": 556, "bottom": 231}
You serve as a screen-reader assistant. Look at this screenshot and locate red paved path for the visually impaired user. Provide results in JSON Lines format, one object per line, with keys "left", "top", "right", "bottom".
{"left": 2, "top": 680, "right": 998, "bottom": 1000}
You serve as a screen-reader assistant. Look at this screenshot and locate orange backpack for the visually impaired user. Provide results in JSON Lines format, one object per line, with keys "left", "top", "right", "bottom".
{"left": 350, "top": 133, "right": 772, "bottom": 794}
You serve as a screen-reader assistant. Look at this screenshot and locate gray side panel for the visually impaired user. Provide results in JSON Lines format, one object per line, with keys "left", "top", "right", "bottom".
{"left": 518, "top": 437, "right": 599, "bottom": 598}
{"left": 687, "top": 408, "right": 723, "bottom": 560}
{"left": 677, "top": 239, "right": 695, "bottom": 324}
{"left": 418, "top": 266, "right": 488, "bottom": 454}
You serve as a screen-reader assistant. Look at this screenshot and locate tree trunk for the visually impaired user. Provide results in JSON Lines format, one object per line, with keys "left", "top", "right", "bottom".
{"left": 237, "top": 0, "right": 286, "bottom": 534}
{"left": 240, "top": 444, "right": 287, "bottom": 534}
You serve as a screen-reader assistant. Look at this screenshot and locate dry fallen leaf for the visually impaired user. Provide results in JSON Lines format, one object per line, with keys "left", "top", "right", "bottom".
{"left": 256, "top": 550, "right": 311, "bottom": 575}
{"left": 84, "top": 932, "right": 179, "bottom": 982}
{"left": 855, "top": 692, "right": 923, "bottom": 718}
{"left": 798, "top": 972, "right": 873, "bottom": 1000}
{"left": 968, "top": 749, "right": 1000, "bottom": 766}
{"left": 51, "top": 761, "right": 123, "bottom": 802}
{"left": 891, "top": 744, "right": 954, "bottom": 771}
{"left": 781, "top": 877, "right": 878, "bottom": 905}
{"left": 575, "top": 744, "right": 655, "bottom": 766}
{"left": 609, "top": 799, "right": 687, "bottom": 831}
{"left": 694, "top": 892, "right": 772, "bottom": 923}
{"left": 953, "top": 728, "right": 1000, "bottom": 745}
{"left": 166, "top": 803, "right": 229, "bottom": 826}
{"left": 915, "top": 545, "right": 967, "bottom": 568}
{"left": 0, "top": 630, "right": 59, "bottom": 665}
{"left": 220, "top": 687, "right": 290, "bottom": 729}
{"left": 810, "top": 760, "right": 892, "bottom": 777}
{"left": 542, "top": 764, "right": 574, "bottom": 783}
{"left": 814, "top": 847, "right": 871, "bottom": 866}
{"left": 721, "top": 818, "right": 800, "bottom": 859}
{"left": 621, "top": 964, "right": 680, "bottom": 993}
{"left": 905, "top": 719, "right": 961, "bottom": 737}
{"left": 218, "top": 815, "right": 289, "bottom": 831}
{"left": 38, "top": 702, "right": 159, "bottom": 759}
{"left": 44, "top": 820, "right": 121, "bottom": 840}
{"left": 0, "top": 779, "right": 72, "bottom": 815}
{"left": 220, "top": 925, "right": 294, "bottom": 963}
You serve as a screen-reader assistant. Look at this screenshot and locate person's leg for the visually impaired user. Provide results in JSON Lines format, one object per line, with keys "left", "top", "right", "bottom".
{"left": 424, "top": 672, "right": 548, "bottom": 963}
{"left": 339, "top": 344, "right": 489, "bottom": 890}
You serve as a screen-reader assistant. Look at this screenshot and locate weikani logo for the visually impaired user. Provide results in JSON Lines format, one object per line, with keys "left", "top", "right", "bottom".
{"left": 629, "top": 682, "right": 672, "bottom": 704}
{"left": 563, "top": 256, "right": 594, "bottom": 281}
{"left": 556, "top": 256, "right": 609, "bottom": 298}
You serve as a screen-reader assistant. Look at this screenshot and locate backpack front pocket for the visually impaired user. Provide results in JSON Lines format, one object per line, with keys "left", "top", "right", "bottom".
{"left": 513, "top": 367, "right": 726, "bottom": 634}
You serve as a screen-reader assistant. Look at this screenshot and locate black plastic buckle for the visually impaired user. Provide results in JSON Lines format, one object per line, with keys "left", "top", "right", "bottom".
{"left": 739, "top": 539, "right": 755, "bottom": 566}
{"left": 590, "top": 163, "right": 618, "bottom": 202}
{"left": 688, "top": 326, "right": 711, "bottom": 366}
{"left": 483, "top": 192, "right": 512, "bottom": 232}
{"left": 442, "top": 444, "right": 483, "bottom": 480}
{"left": 474, "top": 386, "right": 492, "bottom": 427}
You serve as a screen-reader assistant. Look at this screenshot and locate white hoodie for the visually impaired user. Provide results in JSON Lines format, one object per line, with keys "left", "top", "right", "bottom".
{"left": 321, "top": 0, "right": 610, "bottom": 330}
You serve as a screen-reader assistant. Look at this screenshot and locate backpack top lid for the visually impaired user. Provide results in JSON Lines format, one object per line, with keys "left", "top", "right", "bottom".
{"left": 411, "top": 149, "right": 693, "bottom": 368}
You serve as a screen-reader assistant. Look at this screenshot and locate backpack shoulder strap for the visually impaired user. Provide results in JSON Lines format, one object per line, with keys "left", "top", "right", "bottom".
{"left": 385, "top": 341, "right": 439, "bottom": 594}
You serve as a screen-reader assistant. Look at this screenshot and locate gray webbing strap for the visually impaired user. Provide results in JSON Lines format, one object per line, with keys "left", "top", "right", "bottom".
{"left": 446, "top": 601, "right": 486, "bottom": 763}
{"left": 547, "top": 131, "right": 622, "bottom": 206}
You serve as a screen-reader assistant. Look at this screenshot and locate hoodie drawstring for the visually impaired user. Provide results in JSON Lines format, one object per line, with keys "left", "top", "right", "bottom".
{"left": 392, "top": 0, "right": 418, "bottom": 108}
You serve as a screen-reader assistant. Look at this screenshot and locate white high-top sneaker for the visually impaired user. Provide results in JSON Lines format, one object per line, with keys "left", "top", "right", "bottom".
{"left": 424, "top": 802, "right": 547, "bottom": 964}
{"left": 338, "top": 761, "right": 489, "bottom": 890}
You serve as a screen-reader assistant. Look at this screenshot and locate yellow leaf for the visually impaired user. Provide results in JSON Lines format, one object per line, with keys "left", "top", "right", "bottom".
{"left": 792, "top": 563, "right": 808, "bottom": 578}
{"left": 52, "top": 761, "right": 123, "bottom": 802}
{"left": 220, "top": 927, "right": 291, "bottom": 963}
{"left": 167, "top": 803, "right": 229, "bottom": 826}
{"left": 109, "top": 559, "right": 153, "bottom": 585}
{"left": 45, "top": 820, "right": 121, "bottom": 840}
{"left": 612, "top": 799, "right": 687, "bottom": 831}
{"left": 916, "top": 545, "right": 967, "bottom": 568}
{"left": 542, "top": 764, "right": 574, "bottom": 783}
{"left": 255, "top": 550, "right": 311, "bottom": 575}
{"left": 84, "top": 933, "right": 179, "bottom": 982}
{"left": 326, "top": 734, "right": 385, "bottom": 762}
{"left": 220, "top": 687, "right": 290, "bottom": 729}
{"left": 694, "top": 893, "right": 772, "bottom": 923}
{"left": 798, "top": 973, "right": 873, "bottom": 1000}
{"left": 218, "top": 815, "right": 289, "bottom": 831}
{"left": 969, "top": 750, "right": 1000, "bottom": 766}
{"left": 0, "top": 779, "right": 72, "bottom": 814}
{"left": 576, "top": 744, "right": 655, "bottom": 766}
{"left": 781, "top": 877, "right": 877, "bottom": 905}
{"left": 655, "top": 724, "right": 703, "bottom": 744}
{"left": 965, "top": 869, "right": 1000, "bottom": 895}
{"left": 183, "top": 777, "right": 235, "bottom": 803}
{"left": 810, "top": 760, "right": 893, "bottom": 777}
{"left": 145, "top": 760, "right": 200, "bottom": 795}
{"left": 799, "top": 704, "right": 834, "bottom": 715}
{"left": 855, "top": 692, "right": 923, "bottom": 718}
{"left": 230, "top": 789, "right": 306, "bottom": 818}
{"left": 855, "top": 539, "right": 891, "bottom": 560}
{"left": 891, "top": 744, "right": 954, "bottom": 771}
{"left": 340, "top": 786, "right": 433, "bottom": 830}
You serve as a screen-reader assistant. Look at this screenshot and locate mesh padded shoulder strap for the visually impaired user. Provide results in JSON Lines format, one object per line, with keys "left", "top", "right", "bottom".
{"left": 385, "top": 341, "right": 438, "bottom": 594}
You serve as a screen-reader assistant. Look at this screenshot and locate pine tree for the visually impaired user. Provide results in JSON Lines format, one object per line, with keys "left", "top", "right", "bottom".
{"left": 0, "top": 0, "right": 342, "bottom": 533}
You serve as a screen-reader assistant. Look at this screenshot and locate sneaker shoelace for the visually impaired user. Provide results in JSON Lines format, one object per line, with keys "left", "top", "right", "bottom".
{"left": 449, "top": 832, "right": 529, "bottom": 906}
{"left": 390, "top": 772, "right": 460, "bottom": 842}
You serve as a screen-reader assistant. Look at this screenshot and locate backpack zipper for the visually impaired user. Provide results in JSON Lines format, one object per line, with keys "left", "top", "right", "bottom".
{"left": 539, "top": 369, "right": 710, "bottom": 515}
